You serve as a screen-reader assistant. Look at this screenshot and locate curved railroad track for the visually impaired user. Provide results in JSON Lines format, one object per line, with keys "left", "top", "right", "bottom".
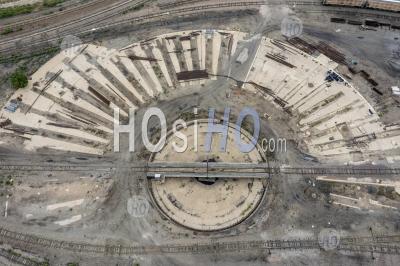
{"left": 0, "top": 0, "right": 150, "bottom": 45}
{"left": 1, "top": 0, "right": 113, "bottom": 28}
{"left": 0, "top": 1, "right": 318, "bottom": 56}
{"left": 0, "top": 0, "right": 317, "bottom": 29}
{"left": 1, "top": 0, "right": 399, "bottom": 58}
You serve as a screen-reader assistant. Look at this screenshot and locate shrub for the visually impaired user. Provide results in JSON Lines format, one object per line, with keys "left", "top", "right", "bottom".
{"left": 43, "top": 0, "right": 64, "bottom": 7}
{"left": 1, "top": 27, "right": 13, "bottom": 35}
{"left": 10, "top": 68, "right": 28, "bottom": 89}
{"left": 0, "top": 5, "right": 35, "bottom": 19}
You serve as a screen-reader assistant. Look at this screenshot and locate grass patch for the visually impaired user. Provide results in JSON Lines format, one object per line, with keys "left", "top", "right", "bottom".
{"left": 43, "top": 0, "right": 64, "bottom": 7}
{"left": 0, "top": 46, "right": 60, "bottom": 64}
{"left": 0, "top": 0, "right": 64, "bottom": 19}
{"left": 10, "top": 67, "right": 28, "bottom": 89}
{"left": 122, "top": 2, "right": 145, "bottom": 14}
{"left": 1, "top": 26, "right": 13, "bottom": 35}
{"left": 1, "top": 25, "right": 23, "bottom": 35}
{"left": 0, "top": 4, "right": 36, "bottom": 19}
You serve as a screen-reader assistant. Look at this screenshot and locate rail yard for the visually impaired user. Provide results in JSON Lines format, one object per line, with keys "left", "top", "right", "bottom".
{"left": 0, "top": 0, "right": 400, "bottom": 265}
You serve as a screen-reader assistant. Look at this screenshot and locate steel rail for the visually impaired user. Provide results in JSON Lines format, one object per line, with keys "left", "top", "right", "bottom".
{"left": 0, "top": 0, "right": 151, "bottom": 45}
{"left": 0, "top": 248, "right": 39, "bottom": 266}
{"left": 294, "top": 6, "right": 400, "bottom": 22}
{"left": 0, "top": 162, "right": 399, "bottom": 176}
{"left": 338, "top": 244, "right": 400, "bottom": 255}
{"left": 2, "top": 1, "right": 400, "bottom": 57}
{"left": 0, "top": 1, "right": 278, "bottom": 55}
{"left": 146, "top": 172, "right": 269, "bottom": 178}
{"left": 157, "top": 0, "right": 320, "bottom": 10}
{"left": 1, "top": 0, "right": 112, "bottom": 28}
{"left": 1, "top": 226, "right": 400, "bottom": 255}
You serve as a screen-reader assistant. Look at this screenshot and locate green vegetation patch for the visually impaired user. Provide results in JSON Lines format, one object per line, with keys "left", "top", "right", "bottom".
{"left": 10, "top": 68, "right": 28, "bottom": 89}
{"left": 122, "top": 2, "right": 145, "bottom": 14}
{"left": 43, "top": 0, "right": 64, "bottom": 7}
{"left": 0, "top": 4, "right": 35, "bottom": 19}
{"left": 0, "top": 46, "right": 60, "bottom": 64}
{"left": 1, "top": 26, "right": 23, "bottom": 35}
{"left": 0, "top": 0, "right": 64, "bottom": 19}
{"left": 1, "top": 26, "right": 13, "bottom": 35}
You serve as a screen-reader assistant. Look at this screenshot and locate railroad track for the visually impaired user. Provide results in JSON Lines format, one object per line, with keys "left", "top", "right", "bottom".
{"left": 157, "top": 0, "right": 320, "bottom": 10}
{"left": 94, "top": 1, "right": 317, "bottom": 28}
{"left": 72, "top": 0, "right": 400, "bottom": 33}
{"left": 294, "top": 6, "right": 400, "bottom": 22}
{"left": 0, "top": 162, "right": 399, "bottom": 178}
{"left": 1, "top": 0, "right": 113, "bottom": 28}
{"left": 147, "top": 162, "right": 400, "bottom": 176}
{"left": 1, "top": 1, "right": 399, "bottom": 57}
{"left": 0, "top": 1, "right": 317, "bottom": 56}
{"left": 342, "top": 234, "right": 400, "bottom": 245}
{"left": 0, "top": 164, "right": 116, "bottom": 172}
{"left": 279, "top": 166, "right": 400, "bottom": 175}
{"left": 158, "top": 0, "right": 214, "bottom": 9}
{"left": 0, "top": 0, "right": 150, "bottom": 45}
{"left": 338, "top": 244, "right": 400, "bottom": 255}
{"left": 6, "top": 0, "right": 397, "bottom": 57}
{"left": 0, "top": 248, "right": 39, "bottom": 266}
{"left": 1, "top": 226, "right": 400, "bottom": 256}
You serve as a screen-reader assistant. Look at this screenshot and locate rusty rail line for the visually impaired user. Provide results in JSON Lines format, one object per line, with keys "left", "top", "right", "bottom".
{"left": 157, "top": 0, "right": 319, "bottom": 10}
{"left": 0, "top": 248, "right": 40, "bottom": 266}
{"left": 1, "top": 227, "right": 400, "bottom": 256}
{"left": 0, "top": 1, "right": 311, "bottom": 56}
{"left": 1, "top": 0, "right": 112, "bottom": 28}
{"left": 2, "top": 1, "right": 400, "bottom": 58}
{"left": 0, "top": 0, "right": 150, "bottom": 45}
